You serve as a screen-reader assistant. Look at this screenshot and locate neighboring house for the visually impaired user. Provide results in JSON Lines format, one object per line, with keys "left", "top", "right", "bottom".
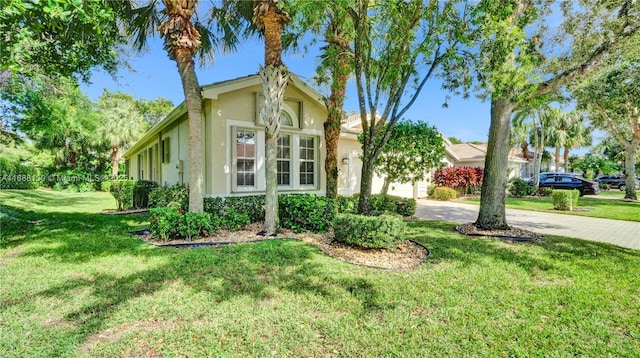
{"left": 124, "top": 74, "right": 328, "bottom": 196}
{"left": 444, "top": 143, "right": 528, "bottom": 179}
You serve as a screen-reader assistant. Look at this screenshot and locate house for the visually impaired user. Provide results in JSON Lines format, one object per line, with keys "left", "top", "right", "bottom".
{"left": 124, "top": 74, "right": 328, "bottom": 196}
{"left": 445, "top": 143, "right": 528, "bottom": 179}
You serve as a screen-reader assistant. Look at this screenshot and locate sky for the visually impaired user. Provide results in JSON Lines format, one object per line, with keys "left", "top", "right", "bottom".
{"left": 81, "top": 36, "right": 493, "bottom": 143}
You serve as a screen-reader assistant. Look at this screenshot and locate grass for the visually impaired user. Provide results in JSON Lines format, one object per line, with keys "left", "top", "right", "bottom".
{"left": 1, "top": 189, "right": 640, "bottom": 357}
{"left": 462, "top": 193, "right": 640, "bottom": 222}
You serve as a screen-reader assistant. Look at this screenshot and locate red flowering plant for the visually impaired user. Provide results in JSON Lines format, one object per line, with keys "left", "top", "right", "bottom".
{"left": 433, "top": 166, "right": 483, "bottom": 195}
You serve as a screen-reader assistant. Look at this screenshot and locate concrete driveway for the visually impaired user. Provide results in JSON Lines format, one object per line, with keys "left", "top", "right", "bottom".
{"left": 415, "top": 199, "right": 640, "bottom": 250}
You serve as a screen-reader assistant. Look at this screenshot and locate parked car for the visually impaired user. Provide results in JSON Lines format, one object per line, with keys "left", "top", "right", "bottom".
{"left": 527, "top": 172, "right": 579, "bottom": 186}
{"left": 538, "top": 173, "right": 599, "bottom": 196}
{"left": 596, "top": 175, "right": 640, "bottom": 191}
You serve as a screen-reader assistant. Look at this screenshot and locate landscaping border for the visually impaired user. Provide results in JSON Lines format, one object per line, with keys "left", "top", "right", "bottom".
{"left": 454, "top": 225, "right": 541, "bottom": 242}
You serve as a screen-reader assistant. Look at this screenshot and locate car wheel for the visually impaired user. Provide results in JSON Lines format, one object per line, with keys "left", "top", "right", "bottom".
{"left": 619, "top": 184, "right": 626, "bottom": 191}
{"left": 579, "top": 190, "right": 584, "bottom": 197}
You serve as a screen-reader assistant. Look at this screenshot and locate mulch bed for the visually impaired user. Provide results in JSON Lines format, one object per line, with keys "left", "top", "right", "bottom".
{"left": 455, "top": 223, "right": 541, "bottom": 242}
{"left": 134, "top": 223, "right": 429, "bottom": 271}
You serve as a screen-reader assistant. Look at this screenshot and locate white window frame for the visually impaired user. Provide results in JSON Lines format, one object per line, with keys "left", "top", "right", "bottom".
{"left": 298, "top": 135, "right": 318, "bottom": 188}
{"left": 232, "top": 127, "right": 258, "bottom": 191}
{"left": 277, "top": 133, "right": 292, "bottom": 188}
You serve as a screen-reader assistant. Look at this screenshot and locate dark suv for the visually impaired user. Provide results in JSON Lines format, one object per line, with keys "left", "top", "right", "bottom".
{"left": 596, "top": 175, "right": 639, "bottom": 191}
{"left": 531, "top": 172, "right": 599, "bottom": 196}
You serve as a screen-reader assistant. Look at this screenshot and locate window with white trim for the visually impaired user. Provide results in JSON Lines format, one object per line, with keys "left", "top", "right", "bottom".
{"left": 277, "top": 134, "right": 291, "bottom": 186}
{"left": 137, "top": 153, "right": 144, "bottom": 180}
{"left": 299, "top": 136, "right": 315, "bottom": 186}
{"left": 236, "top": 130, "right": 256, "bottom": 188}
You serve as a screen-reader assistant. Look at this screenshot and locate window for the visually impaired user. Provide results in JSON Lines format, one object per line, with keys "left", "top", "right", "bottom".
{"left": 299, "top": 136, "right": 315, "bottom": 186}
{"left": 236, "top": 130, "right": 256, "bottom": 187}
{"left": 280, "top": 111, "right": 293, "bottom": 127}
{"left": 137, "top": 153, "right": 144, "bottom": 180}
{"left": 161, "top": 138, "right": 170, "bottom": 163}
{"left": 277, "top": 134, "right": 291, "bottom": 186}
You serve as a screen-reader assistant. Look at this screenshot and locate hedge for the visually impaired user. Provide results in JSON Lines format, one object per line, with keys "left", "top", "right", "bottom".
{"left": 552, "top": 190, "right": 579, "bottom": 211}
{"left": 0, "top": 158, "right": 40, "bottom": 189}
{"left": 279, "top": 194, "right": 335, "bottom": 233}
{"left": 432, "top": 186, "right": 457, "bottom": 201}
{"left": 109, "top": 180, "right": 158, "bottom": 211}
{"left": 333, "top": 213, "right": 406, "bottom": 249}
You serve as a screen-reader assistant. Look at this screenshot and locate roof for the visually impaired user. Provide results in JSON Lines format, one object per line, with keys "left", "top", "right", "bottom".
{"left": 449, "top": 143, "right": 528, "bottom": 164}
{"left": 124, "top": 73, "right": 325, "bottom": 158}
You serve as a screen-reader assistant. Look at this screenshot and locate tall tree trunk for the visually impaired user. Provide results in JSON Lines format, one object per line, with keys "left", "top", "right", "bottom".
{"left": 111, "top": 145, "right": 120, "bottom": 178}
{"left": 357, "top": 155, "right": 375, "bottom": 215}
{"left": 555, "top": 145, "right": 560, "bottom": 172}
{"left": 537, "top": 123, "right": 545, "bottom": 175}
{"left": 259, "top": 65, "right": 288, "bottom": 234}
{"left": 623, "top": 141, "right": 638, "bottom": 200}
{"left": 175, "top": 48, "right": 204, "bottom": 212}
{"left": 381, "top": 176, "right": 391, "bottom": 195}
{"left": 323, "top": 20, "right": 351, "bottom": 199}
{"left": 532, "top": 121, "right": 540, "bottom": 186}
{"left": 563, "top": 147, "right": 569, "bottom": 172}
{"left": 476, "top": 98, "right": 514, "bottom": 230}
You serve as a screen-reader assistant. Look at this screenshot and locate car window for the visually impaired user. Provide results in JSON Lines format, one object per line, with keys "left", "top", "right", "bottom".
{"left": 560, "top": 176, "right": 573, "bottom": 183}
{"left": 542, "top": 177, "right": 555, "bottom": 183}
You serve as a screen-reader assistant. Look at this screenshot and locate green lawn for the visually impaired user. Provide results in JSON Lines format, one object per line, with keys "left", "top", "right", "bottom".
{"left": 1, "top": 190, "right": 639, "bottom": 357}
{"left": 462, "top": 194, "right": 640, "bottom": 222}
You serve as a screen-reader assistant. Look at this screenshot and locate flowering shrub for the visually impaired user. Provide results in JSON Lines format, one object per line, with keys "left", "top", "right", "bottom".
{"left": 433, "top": 187, "right": 457, "bottom": 201}
{"left": 433, "top": 166, "right": 483, "bottom": 194}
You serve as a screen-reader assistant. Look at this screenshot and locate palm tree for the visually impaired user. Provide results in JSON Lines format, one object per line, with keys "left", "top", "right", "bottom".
{"left": 512, "top": 97, "right": 554, "bottom": 186}
{"left": 123, "top": 0, "right": 240, "bottom": 212}
{"left": 562, "top": 117, "right": 592, "bottom": 172}
{"left": 97, "top": 93, "right": 146, "bottom": 177}
{"left": 253, "top": 0, "right": 291, "bottom": 235}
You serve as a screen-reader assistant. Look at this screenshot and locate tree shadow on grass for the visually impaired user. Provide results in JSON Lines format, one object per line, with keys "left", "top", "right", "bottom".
{"left": 1, "top": 197, "right": 391, "bottom": 355}
{"left": 406, "top": 220, "right": 640, "bottom": 274}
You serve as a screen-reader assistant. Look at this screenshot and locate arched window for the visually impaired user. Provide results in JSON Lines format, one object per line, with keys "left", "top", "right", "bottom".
{"left": 280, "top": 111, "right": 293, "bottom": 126}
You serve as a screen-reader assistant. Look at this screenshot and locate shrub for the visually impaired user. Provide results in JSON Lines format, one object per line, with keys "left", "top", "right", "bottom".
{"left": 539, "top": 187, "right": 553, "bottom": 197}
{"left": 100, "top": 181, "right": 112, "bottom": 192}
{"left": 367, "top": 194, "right": 417, "bottom": 216}
{"left": 180, "top": 212, "right": 213, "bottom": 241}
{"left": 552, "top": 190, "right": 580, "bottom": 211}
{"left": 333, "top": 213, "right": 406, "bottom": 249}
{"left": 433, "top": 166, "right": 483, "bottom": 194}
{"left": 427, "top": 184, "right": 436, "bottom": 197}
{"left": 600, "top": 183, "right": 610, "bottom": 191}
{"left": 149, "top": 185, "right": 189, "bottom": 211}
{"left": 110, "top": 180, "right": 136, "bottom": 211}
{"left": 149, "top": 207, "right": 183, "bottom": 241}
{"left": 0, "top": 158, "right": 40, "bottom": 189}
{"left": 509, "top": 178, "right": 529, "bottom": 198}
{"left": 133, "top": 180, "right": 158, "bottom": 208}
{"left": 219, "top": 210, "right": 251, "bottom": 231}
{"left": 337, "top": 195, "right": 357, "bottom": 213}
{"left": 279, "top": 194, "right": 335, "bottom": 233}
{"left": 205, "top": 196, "right": 265, "bottom": 224}
{"left": 78, "top": 182, "right": 94, "bottom": 192}
{"left": 433, "top": 186, "right": 457, "bottom": 201}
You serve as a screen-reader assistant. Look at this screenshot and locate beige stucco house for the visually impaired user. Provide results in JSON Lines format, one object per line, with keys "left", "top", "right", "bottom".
{"left": 445, "top": 143, "right": 529, "bottom": 179}
{"left": 124, "top": 74, "right": 328, "bottom": 196}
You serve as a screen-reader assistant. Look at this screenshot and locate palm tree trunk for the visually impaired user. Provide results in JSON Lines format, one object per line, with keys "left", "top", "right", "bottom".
{"left": 259, "top": 65, "right": 288, "bottom": 234}
{"left": 563, "top": 147, "right": 569, "bottom": 172}
{"left": 476, "top": 97, "right": 514, "bottom": 230}
{"left": 555, "top": 145, "right": 560, "bottom": 172}
{"left": 111, "top": 146, "right": 120, "bottom": 178}
{"left": 174, "top": 48, "right": 204, "bottom": 213}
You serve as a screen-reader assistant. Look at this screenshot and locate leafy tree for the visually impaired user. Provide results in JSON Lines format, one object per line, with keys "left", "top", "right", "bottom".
{"left": 286, "top": 1, "right": 354, "bottom": 199}
{"left": 96, "top": 91, "right": 147, "bottom": 177}
{"left": 449, "top": 0, "right": 639, "bottom": 230}
{"left": 137, "top": 97, "right": 175, "bottom": 125}
{"left": 348, "top": 0, "right": 470, "bottom": 214}
{"left": 572, "top": 58, "right": 640, "bottom": 199}
{"left": 0, "top": 0, "right": 127, "bottom": 81}
{"left": 370, "top": 120, "right": 445, "bottom": 195}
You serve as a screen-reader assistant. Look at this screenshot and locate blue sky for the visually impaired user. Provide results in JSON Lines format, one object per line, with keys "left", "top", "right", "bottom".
{"left": 81, "top": 36, "right": 492, "bottom": 143}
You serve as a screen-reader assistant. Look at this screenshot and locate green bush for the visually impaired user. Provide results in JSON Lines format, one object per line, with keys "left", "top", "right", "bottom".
{"left": 279, "top": 194, "right": 335, "bottom": 233}
{"left": 0, "top": 158, "right": 40, "bottom": 189}
{"left": 433, "top": 186, "right": 457, "bottom": 201}
{"left": 149, "top": 185, "right": 189, "bottom": 211}
{"left": 369, "top": 194, "right": 397, "bottom": 213}
{"left": 552, "top": 190, "right": 580, "bottom": 211}
{"left": 333, "top": 213, "right": 406, "bottom": 249}
{"left": 180, "top": 212, "right": 213, "bottom": 241}
{"left": 539, "top": 187, "right": 553, "bottom": 197}
{"left": 600, "top": 183, "right": 610, "bottom": 191}
{"left": 133, "top": 180, "right": 158, "bottom": 208}
{"left": 149, "top": 207, "right": 212, "bottom": 241}
{"left": 100, "top": 181, "right": 112, "bottom": 192}
{"left": 509, "top": 178, "right": 533, "bottom": 198}
{"left": 204, "top": 195, "right": 265, "bottom": 223}
{"left": 149, "top": 207, "right": 183, "bottom": 241}
{"left": 110, "top": 180, "right": 135, "bottom": 211}
{"left": 337, "top": 195, "right": 357, "bottom": 213}
{"left": 219, "top": 210, "right": 251, "bottom": 231}
{"left": 393, "top": 197, "right": 417, "bottom": 216}
{"left": 427, "top": 184, "right": 436, "bottom": 197}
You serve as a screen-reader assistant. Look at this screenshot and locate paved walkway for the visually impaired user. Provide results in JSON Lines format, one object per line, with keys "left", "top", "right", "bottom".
{"left": 415, "top": 199, "right": 640, "bottom": 250}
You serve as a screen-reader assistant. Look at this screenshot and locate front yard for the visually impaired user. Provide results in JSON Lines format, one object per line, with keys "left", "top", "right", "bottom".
{"left": 463, "top": 193, "right": 640, "bottom": 222}
{"left": 1, "top": 190, "right": 639, "bottom": 357}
